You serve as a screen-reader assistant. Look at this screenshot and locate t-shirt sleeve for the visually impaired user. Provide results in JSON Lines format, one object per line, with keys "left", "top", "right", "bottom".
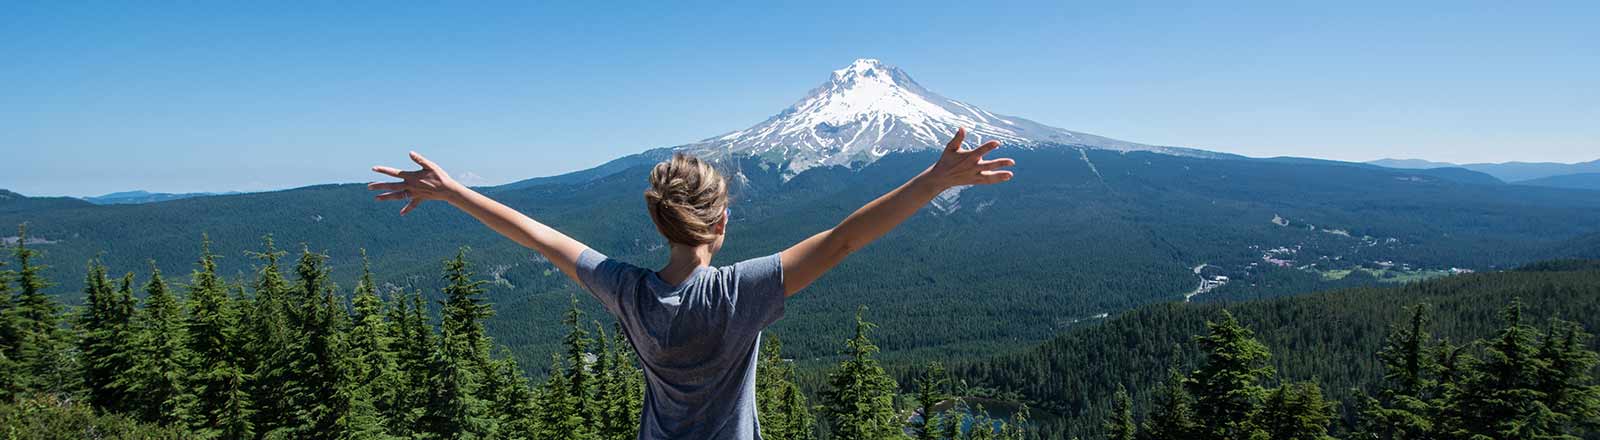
{"left": 574, "top": 248, "right": 626, "bottom": 317}
{"left": 731, "top": 253, "right": 786, "bottom": 331}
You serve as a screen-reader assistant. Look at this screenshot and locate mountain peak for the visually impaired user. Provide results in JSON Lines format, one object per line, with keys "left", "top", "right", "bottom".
{"left": 829, "top": 58, "right": 909, "bottom": 86}
{"left": 682, "top": 59, "right": 1191, "bottom": 176}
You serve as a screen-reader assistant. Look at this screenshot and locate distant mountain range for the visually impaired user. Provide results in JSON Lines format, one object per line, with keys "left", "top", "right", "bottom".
{"left": 81, "top": 190, "right": 239, "bottom": 205}
{"left": 1517, "top": 172, "right": 1600, "bottom": 191}
{"left": 1369, "top": 157, "right": 1600, "bottom": 184}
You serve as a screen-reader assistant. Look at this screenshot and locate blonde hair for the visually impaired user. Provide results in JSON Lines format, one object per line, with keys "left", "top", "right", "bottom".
{"left": 644, "top": 153, "right": 729, "bottom": 246}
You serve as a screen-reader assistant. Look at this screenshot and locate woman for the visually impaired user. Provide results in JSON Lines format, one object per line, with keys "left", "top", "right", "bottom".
{"left": 369, "top": 128, "right": 1014, "bottom": 439}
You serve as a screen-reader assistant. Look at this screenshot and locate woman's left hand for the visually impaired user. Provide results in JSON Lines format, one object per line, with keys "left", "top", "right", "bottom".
{"left": 369, "top": 152, "right": 464, "bottom": 215}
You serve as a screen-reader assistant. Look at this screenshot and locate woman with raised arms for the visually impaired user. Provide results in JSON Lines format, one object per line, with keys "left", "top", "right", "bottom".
{"left": 369, "top": 128, "right": 1014, "bottom": 440}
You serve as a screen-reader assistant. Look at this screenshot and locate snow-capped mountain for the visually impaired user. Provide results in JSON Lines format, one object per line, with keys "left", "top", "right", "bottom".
{"left": 679, "top": 58, "right": 1203, "bottom": 176}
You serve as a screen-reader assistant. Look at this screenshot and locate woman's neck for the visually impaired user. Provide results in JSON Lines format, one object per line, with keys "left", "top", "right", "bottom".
{"left": 658, "top": 243, "right": 714, "bottom": 286}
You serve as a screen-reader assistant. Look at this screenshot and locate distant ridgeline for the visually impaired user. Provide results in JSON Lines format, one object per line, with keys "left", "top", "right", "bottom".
{"left": 955, "top": 259, "right": 1600, "bottom": 439}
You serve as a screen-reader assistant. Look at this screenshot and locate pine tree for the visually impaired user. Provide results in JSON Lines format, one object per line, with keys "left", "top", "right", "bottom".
{"left": 0, "top": 258, "right": 19, "bottom": 401}
{"left": 417, "top": 250, "right": 497, "bottom": 440}
{"left": 1140, "top": 363, "right": 1197, "bottom": 440}
{"left": 119, "top": 263, "right": 190, "bottom": 424}
{"left": 758, "top": 333, "right": 814, "bottom": 440}
{"left": 1258, "top": 382, "right": 1334, "bottom": 440}
{"left": 969, "top": 404, "right": 996, "bottom": 440}
{"left": 601, "top": 323, "right": 643, "bottom": 440}
{"left": 241, "top": 236, "right": 296, "bottom": 437}
{"left": 819, "top": 306, "right": 903, "bottom": 440}
{"left": 1456, "top": 299, "right": 1557, "bottom": 439}
{"left": 300, "top": 248, "right": 356, "bottom": 440}
{"left": 391, "top": 291, "right": 437, "bottom": 436}
{"left": 332, "top": 362, "right": 395, "bottom": 440}
{"left": 181, "top": 237, "right": 255, "bottom": 438}
{"left": 415, "top": 325, "right": 493, "bottom": 440}
{"left": 1357, "top": 304, "right": 1440, "bottom": 439}
{"left": 1105, "top": 384, "right": 1136, "bottom": 440}
{"left": 590, "top": 322, "right": 642, "bottom": 440}
{"left": 1187, "top": 310, "right": 1271, "bottom": 440}
{"left": 938, "top": 402, "right": 964, "bottom": 440}
{"left": 106, "top": 273, "right": 140, "bottom": 407}
{"left": 343, "top": 250, "right": 400, "bottom": 437}
{"left": 78, "top": 259, "right": 136, "bottom": 411}
{"left": 484, "top": 349, "right": 538, "bottom": 439}
{"left": 533, "top": 354, "right": 588, "bottom": 440}
{"left": 440, "top": 249, "right": 493, "bottom": 367}
{"left": 908, "top": 362, "right": 948, "bottom": 440}
{"left": 1535, "top": 320, "right": 1600, "bottom": 435}
{"left": 10, "top": 224, "right": 78, "bottom": 397}
{"left": 1430, "top": 340, "right": 1474, "bottom": 440}
{"left": 559, "top": 293, "right": 593, "bottom": 428}
{"left": 1002, "top": 404, "right": 1031, "bottom": 440}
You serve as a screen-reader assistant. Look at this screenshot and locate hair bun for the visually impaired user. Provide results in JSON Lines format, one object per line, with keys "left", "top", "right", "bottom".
{"left": 644, "top": 154, "right": 728, "bottom": 246}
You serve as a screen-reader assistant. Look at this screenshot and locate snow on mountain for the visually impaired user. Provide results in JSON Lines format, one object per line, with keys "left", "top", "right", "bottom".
{"left": 679, "top": 58, "right": 1203, "bottom": 176}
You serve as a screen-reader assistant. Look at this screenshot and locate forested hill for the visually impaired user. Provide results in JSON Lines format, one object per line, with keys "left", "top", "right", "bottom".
{"left": 0, "top": 190, "right": 93, "bottom": 214}
{"left": 957, "top": 260, "right": 1600, "bottom": 439}
{"left": 5, "top": 147, "right": 1600, "bottom": 371}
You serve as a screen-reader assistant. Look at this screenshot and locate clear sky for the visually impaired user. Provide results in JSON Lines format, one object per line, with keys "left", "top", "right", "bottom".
{"left": 3, "top": 1, "right": 1596, "bottom": 197}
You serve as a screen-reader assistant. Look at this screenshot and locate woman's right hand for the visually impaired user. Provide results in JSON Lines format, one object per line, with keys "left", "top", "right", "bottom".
{"left": 369, "top": 151, "right": 464, "bottom": 215}
{"left": 916, "top": 128, "right": 1016, "bottom": 191}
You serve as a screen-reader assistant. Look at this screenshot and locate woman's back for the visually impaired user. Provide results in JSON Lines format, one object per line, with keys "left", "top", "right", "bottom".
{"left": 575, "top": 249, "right": 786, "bottom": 439}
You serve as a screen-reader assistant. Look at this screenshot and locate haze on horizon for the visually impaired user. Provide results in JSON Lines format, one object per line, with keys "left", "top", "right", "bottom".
{"left": 2, "top": 1, "right": 1596, "bottom": 197}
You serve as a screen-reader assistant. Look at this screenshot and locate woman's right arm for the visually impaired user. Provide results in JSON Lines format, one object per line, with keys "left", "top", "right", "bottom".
{"left": 370, "top": 152, "right": 589, "bottom": 284}
{"left": 777, "top": 128, "right": 1016, "bottom": 296}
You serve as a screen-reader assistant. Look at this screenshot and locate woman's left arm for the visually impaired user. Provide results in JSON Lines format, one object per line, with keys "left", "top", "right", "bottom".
{"left": 370, "top": 152, "right": 589, "bottom": 284}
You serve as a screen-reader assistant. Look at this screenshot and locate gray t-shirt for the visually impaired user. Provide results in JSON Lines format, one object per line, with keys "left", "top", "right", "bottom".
{"left": 575, "top": 249, "right": 787, "bottom": 440}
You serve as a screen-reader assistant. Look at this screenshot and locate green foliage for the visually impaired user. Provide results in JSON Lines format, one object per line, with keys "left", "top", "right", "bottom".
{"left": 0, "top": 232, "right": 671, "bottom": 439}
{"left": 0, "top": 257, "right": 19, "bottom": 401}
{"left": 558, "top": 293, "right": 592, "bottom": 431}
{"left": 760, "top": 333, "right": 816, "bottom": 440}
{"left": 1188, "top": 310, "right": 1272, "bottom": 440}
{"left": 908, "top": 362, "right": 947, "bottom": 440}
{"left": 960, "top": 263, "right": 1600, "bottom": 439}
{"left": 440, "top": 249, "right": 493, "bottom": 367}
{"left": 1258, "top": 382, "right": 1334, "bottom": 440}
{"left": 1105, "top": 385, "right": 1136, "bottom": 440}
{"left": 0, "top": 395, "right": 185, "bottom": 439}
{"left": 8, "top": 224, "right": 78, "bottom": 398}
{"left": 592, "top": 323, "right": 644, "bottom": 440}
{"left": 336, "top": 250, "right": 402, "bottom": 440}
{"left": 179, "top": 237, "right": 256, "bottom": 438}
{"left": 1138, "top": 363, "right": 1197, "bottom": 440}
{"left": 119, "top": 262, "right": 189, "bottom": 424}
{"left": 819, "top": 306, "right": 904, "bottom": 440}
{"left": 532, "top": 354, "right": 587, "bottom": 440}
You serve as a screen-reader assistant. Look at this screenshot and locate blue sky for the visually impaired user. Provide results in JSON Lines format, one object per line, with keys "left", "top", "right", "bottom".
{"left": 3, "top": 1, "right": 1596, "bottom": 196}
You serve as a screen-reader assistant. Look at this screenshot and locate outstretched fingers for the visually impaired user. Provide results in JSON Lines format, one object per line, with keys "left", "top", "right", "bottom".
{"left": 399, "top": 198, "right": 423, "bottom": 216}
{"left": 977, "top": 170, "right": 1014, "bottom": 184}
{"left": 368, "top": 182, "right": 405, "bottom": 191}
{"left": 970, "top": 140, "right": 1001, "bottom": 158}
{"left": 410, "top": 151, "right": 439, "bottom": 170}
{"left": 944, "top": 127, "right": 967, "bottom": 153}
{"left": 372, "top": 166, "right": 406, "bottom": 178}
{"left": 978, "top": 157, "right": 1016, "bottom": 171}
{"left": 375, "top": 190, "right": 410, "bottom": 201}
